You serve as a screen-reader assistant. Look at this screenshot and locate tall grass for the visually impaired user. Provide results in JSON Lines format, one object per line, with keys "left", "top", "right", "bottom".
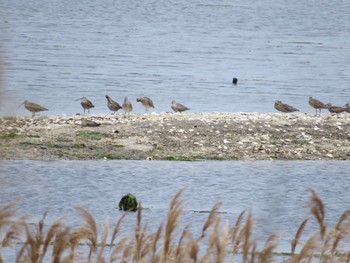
{"left": 1, "top": 188, "right": 350, "bottom": 262}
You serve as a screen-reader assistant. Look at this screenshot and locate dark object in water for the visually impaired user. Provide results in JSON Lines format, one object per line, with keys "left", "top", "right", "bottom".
{"left": 232, "top": 77, "right": 238, "bottom": 85}
{"left": 119, "top": 193, "right": 138, "bottom": 212}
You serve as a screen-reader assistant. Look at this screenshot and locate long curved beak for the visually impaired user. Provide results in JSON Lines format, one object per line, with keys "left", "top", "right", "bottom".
{"left": 75, "top": 97, "right": 83, "bottom": 101}
{"left": 18, "top": 101, "right": 24, "bottom": 109}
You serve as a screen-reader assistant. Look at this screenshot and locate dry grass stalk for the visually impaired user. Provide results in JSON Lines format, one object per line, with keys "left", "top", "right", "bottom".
{"left": 109, "top": 236, "right": 129, "bottom": 262}
{"left": 242, "top": 210, "right": 253, "bottom": 263}
{"left": 52, "top": 226, "right": 72, "bottom": 263}
{"left": 0, "top": 203, "right": 16, "bottom": 227}
{"left": 189, "top": 239, "right": 199, "bottom": 263}
{"left": 39, "top": 217, "right": 65, "bottom": 263}
{"left": 215, "top": 220, "right": 229, "bottom": 263}
{"left": 74, "top": 206, "right": 98, "bottom": 260}
{"left": 205, "top": 217, "right": 221, "bottom": 262}
{"left": 1, "top": 221, "right": 22, "bottom": 248}
{"left": 198, "top": 202, "right": 222, "bottom": 241}
{"left": 16, "top": 211, "right": 49, "bottom": 263}
{"left": 295, "top": 233, "right": 320, "bottom": 262}
{"left": 0, "top": 203, "right": 19, "bottom": 263}
{"left": 259, "top": 234, "right": 278, "bottom": 263}
{"left": 134, "top": 203, "right": 147, "bottom": 262}
{"left": 291, "top": 218, "right": 309, "bottom": 254}
{"left": 308, "top": 188, "right": 326, "bottom": 238}
{"left": 96, "top": 217, "right": 110, "bottom": 263}
{"left": 151, "top": 224, "right": 163, "bottom": 263}
{"left": 110, "top": 212, "right": 128, "bottom": 246}
{"left": 3, "top": 190, "right": 350, "bottom": 262}
{"left": 162, "top": 189, "right": 185, "bottom": 259}
{"left": 229, "top": 210, "right": 246, "bottom": 256}
{"left": 175, "top": 225, "right": 190, "bottom": 260}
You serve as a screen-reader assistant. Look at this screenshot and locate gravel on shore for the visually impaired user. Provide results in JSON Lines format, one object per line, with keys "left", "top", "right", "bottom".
{"left": 0, "top": 112, "right": 350, "bottom": 160}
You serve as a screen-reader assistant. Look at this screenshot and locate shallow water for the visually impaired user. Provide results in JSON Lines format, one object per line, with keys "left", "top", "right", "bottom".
{"left": 1, "top": 160, "right": 349, "bottom": 255}
{"left": 0, "top": 0, "right": 349, "bottom": 116}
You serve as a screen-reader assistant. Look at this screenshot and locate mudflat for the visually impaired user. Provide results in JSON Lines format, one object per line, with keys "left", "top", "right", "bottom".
{"left": 0, "top": 112, "right": 349, "bottom": 160}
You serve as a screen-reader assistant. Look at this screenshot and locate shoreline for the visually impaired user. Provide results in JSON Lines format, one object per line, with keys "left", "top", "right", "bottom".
{"left": 0, "top": 112, "right": 349, "bottom": 161}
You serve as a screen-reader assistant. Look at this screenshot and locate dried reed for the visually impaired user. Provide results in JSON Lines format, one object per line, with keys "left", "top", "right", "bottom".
{"left": 0, "top": 189, "right": 350, "bottom": 262}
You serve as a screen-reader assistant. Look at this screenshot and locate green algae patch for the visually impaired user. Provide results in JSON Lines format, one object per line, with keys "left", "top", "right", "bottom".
{"left": 119, "top": 193, "right": 138, "bottom": 212}
{"left": 163, "top": 156, "right": 194, "bottom": 161}
{"left": 77, "top": 131, "right": 109, "bottom": 140}
{"left": 0, "top": 132, "right": 19, "bottom": 139}
{"left": 72, "top": 143, "right": 86, "bottom": 149}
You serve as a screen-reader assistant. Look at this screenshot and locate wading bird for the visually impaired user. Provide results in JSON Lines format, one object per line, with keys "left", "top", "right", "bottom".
{"left": 274, "top": 100, "right": 299, "bottom": 113}
{"left": 308, "top": 97, "right": 328, "bottom": 116}
{"left": 77, "top": 97, "right": 94, "bottom": 114}
{"left": 20, "top": 100, "right": 48, "bottom": 117}
{"left": 136, "top": 97, "right": 155, "bottom": 113}
{"left": 171, "top": 100, "right": 190, "bottom": 113}
{"left": 122, "top": 97, "right": 133, "bottom": 115}
{"left": 105, "top": 95, "right": 122, "bottom": 114}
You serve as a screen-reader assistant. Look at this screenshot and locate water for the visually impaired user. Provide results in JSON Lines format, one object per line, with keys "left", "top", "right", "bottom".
{"left": 0, "top": 0, "right": 349, "bottom": 116}
{"left": 1, "top": 160, "right": 350, "bottom": 256}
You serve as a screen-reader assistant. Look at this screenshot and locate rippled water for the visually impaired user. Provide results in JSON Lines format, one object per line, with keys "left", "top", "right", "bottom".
{"left": 1, "top": 160, "right": 350, "bottom": 256}
{"left": 0, "top": 0, "right": 349, "bottom": 116}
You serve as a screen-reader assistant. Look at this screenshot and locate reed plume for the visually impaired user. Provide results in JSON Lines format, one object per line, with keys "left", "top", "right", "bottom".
{"left": 74, "top": 206, "right": 98, "bottom": 260}
{"left": 96, "top": 217, "right": 110, "bottom": 263}
{"left": 1, "top": 189, "right": 350, "bottom": 262}
{"left": 291, "top": 218, "right": 309, "bottom": 254}
{"left": 259, "top": 234, "right": 278, "bottom": 263}
{"left": 110, "top": 212, "right": 128, "bottom": 246}
{"left": 198, "top": 202, "right": 222, "bottom": 241}
{"left": 162, "top": 189, "right": 185, "bottom": 259}
{"left": 150, "top": 224, "right": 163, "bottom": 263}
{"left": 230, "top": 210, "right": 246, "bottom": 255}
{"left": 242, "top": 210, "right": 253, "bottom": 263}
{"left": 308, "top": 188, "right": 326, "bottom": 238}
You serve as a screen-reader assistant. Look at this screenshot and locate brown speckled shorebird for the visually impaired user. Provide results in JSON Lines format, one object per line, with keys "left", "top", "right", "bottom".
{"left": 81, "top": 119, "right": 101, "bottom": 127}
{"left": 20, "top": 100, "right": 48, "bottom": 117}
{"left": 77, "top": 97, "right": 94, "bottom": 115}
{"left": 308, "top": 97, "right": 328, "bottom": 116}
{"left": 105, "top": 95, "right": 122, "bottom": 114}
{"left": 171, "top": 100, "right": 190, "bottom": 113}
{"left": 345, "top": 103, "right": 350, "bottom": 113}
{"left": 326, "top": 103, "right": 346, "bottom": 114}
{"left": 136, "top": 97, "right": 155, "bottom": 113}
{"left": 274, "top": 100, "right": 299, "bottom": 113}
{"left": 122, "top": 97, "right": 133, "bottom": 115}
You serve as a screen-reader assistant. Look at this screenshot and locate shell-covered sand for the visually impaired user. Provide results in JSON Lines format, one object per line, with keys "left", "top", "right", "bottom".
{"left": 0, "top": 112, "right": 350, "bottom": 160}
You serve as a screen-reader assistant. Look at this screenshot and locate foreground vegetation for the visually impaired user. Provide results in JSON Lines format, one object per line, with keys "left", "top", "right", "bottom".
{"left": 0, "top": 189, "right": 350, "bottom": 262}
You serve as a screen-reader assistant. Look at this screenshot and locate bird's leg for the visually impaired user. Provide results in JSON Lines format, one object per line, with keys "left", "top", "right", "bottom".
{"left": 32, "top": 112, "right": 35, "bottom": 117}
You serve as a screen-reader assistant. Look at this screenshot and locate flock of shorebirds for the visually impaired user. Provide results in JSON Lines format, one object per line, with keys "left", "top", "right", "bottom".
{"left": 274, "top": 97, "right": 350, "bottom": 116}
{"left": 18, "top": 78, "right": 349, "bottom": 118}
{"left": 19, "top": 95, "right": 350, "bottom": 117}
{"left": 19, "top": 96, "right": 190, "bottom": 117}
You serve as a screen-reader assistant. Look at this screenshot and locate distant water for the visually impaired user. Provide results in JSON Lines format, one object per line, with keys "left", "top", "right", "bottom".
{"left": 0, "top": 0, "right": 349, "bottom": 116}
{"left": 1, "top": 160, "right": 350, "bottom": 254}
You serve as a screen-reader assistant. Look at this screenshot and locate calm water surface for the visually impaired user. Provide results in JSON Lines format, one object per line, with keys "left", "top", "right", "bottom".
{"left": 0, "top": 0, "right": 349, "bottom": 115}
{"left": 1, "top": 160, "right": 349, "bottom": 254}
